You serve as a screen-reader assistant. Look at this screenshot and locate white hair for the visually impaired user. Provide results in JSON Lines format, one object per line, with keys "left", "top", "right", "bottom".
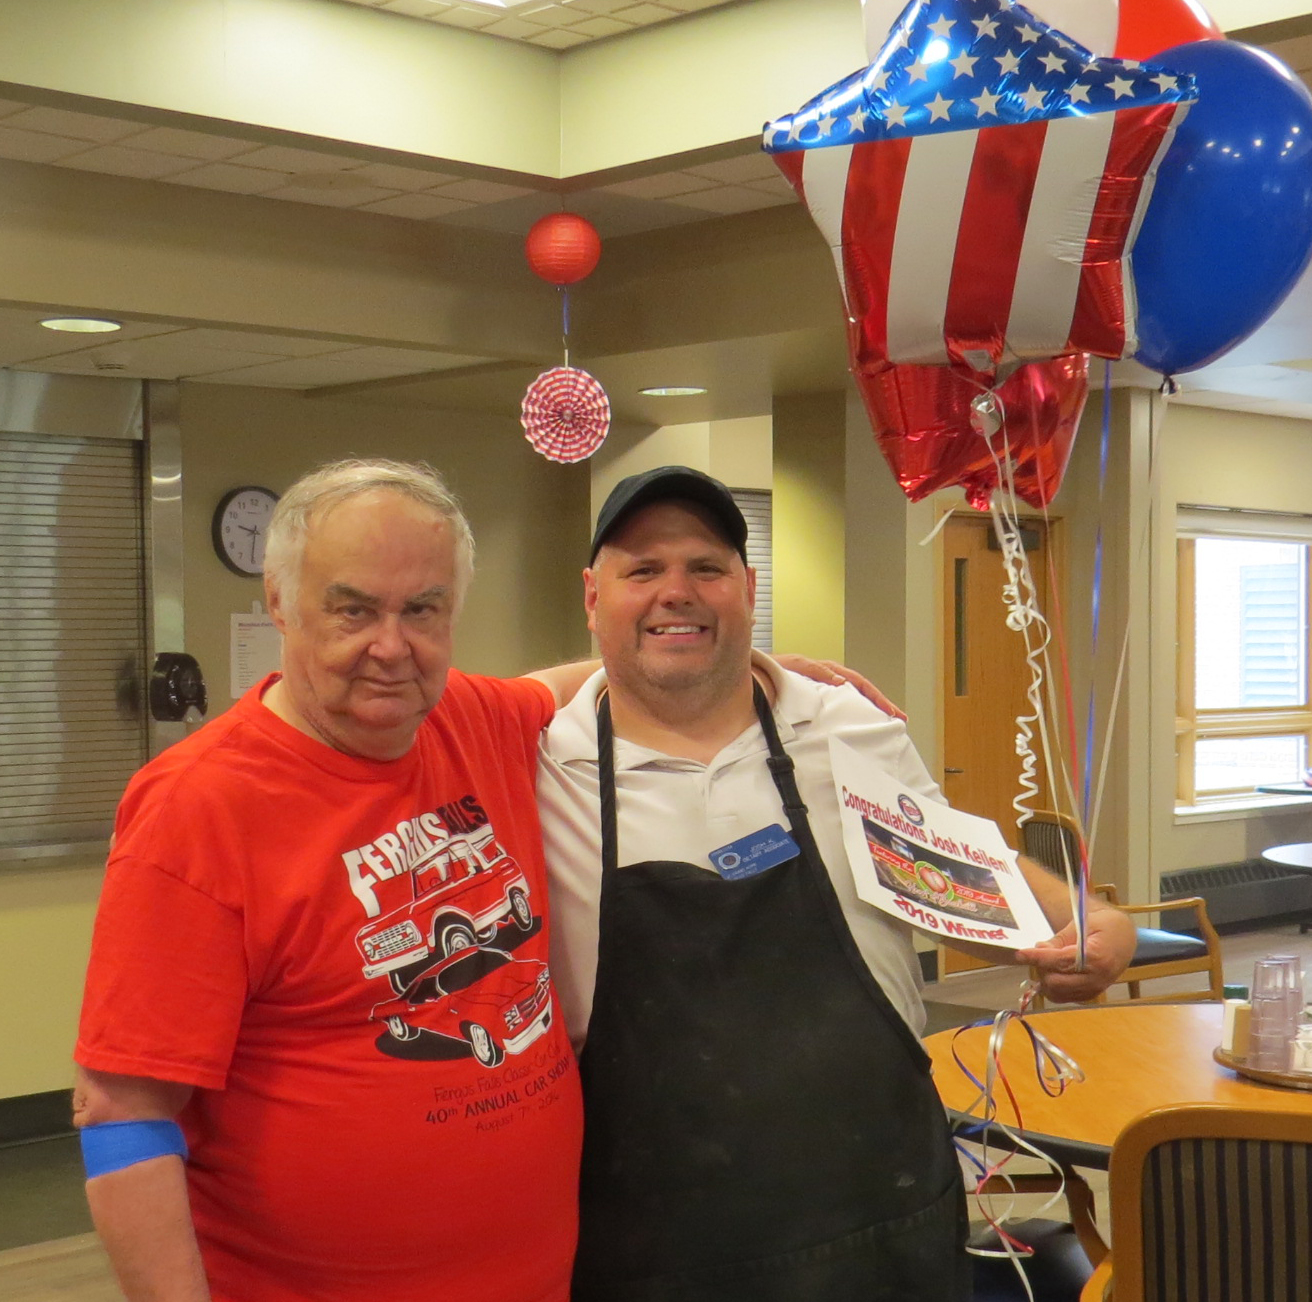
{"left": 264, "top": 459, "right": 475, "bottom": 619}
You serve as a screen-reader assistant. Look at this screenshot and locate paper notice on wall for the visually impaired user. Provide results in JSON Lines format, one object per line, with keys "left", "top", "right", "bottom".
{"left": 230, "top": 615, "right": 281, "bottom": 699}
{"left": 830, "top": 736, "right": 1050, "bottom": 949}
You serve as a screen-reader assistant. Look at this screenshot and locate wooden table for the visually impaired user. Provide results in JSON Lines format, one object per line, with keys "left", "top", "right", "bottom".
{"left": 925, "top": 1003, "right": 1312, "bottom": 1169}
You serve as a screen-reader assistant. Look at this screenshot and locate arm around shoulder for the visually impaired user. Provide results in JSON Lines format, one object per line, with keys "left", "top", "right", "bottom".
{"left": 74, "top": 1066, "right": 210, "bottom": 1302}
{"left": 522, "top": 659, "right": 601, "bottom": 708}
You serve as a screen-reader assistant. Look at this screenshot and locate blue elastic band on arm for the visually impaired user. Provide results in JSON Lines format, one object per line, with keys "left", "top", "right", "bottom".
{"left": 81, "top": 1119, "right": 189, "bottom": 1178}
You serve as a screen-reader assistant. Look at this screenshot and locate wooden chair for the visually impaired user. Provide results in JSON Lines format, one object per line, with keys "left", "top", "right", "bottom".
{"left": 1020, "top": 811, "right": 1225, "bottom": 1005}
{"left": 1081, "top": 1101, "right": 1312, "bottom": 1301}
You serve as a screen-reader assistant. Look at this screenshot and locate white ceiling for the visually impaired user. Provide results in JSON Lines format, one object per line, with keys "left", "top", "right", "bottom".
{"left": 0, "top": 20, "right": 1308, "bottom": 421}
{"left": 332, "top": 0, "right": 745, "bottom": 49}
{"left": 0, "top": 311, "right": 496, "bottom": 387}
{"left": 0, "top": 98, "right": 794, "bottom": 241}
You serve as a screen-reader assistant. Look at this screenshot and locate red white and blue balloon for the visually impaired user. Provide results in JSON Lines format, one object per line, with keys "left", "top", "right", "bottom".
{"left": 766, "top": 0, "right": 1197, "bottom": 383}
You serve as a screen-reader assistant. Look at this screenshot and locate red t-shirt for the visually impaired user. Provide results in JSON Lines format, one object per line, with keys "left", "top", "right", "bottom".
{"left": 77, "top": 672, "right": 582, "bottom": 1302}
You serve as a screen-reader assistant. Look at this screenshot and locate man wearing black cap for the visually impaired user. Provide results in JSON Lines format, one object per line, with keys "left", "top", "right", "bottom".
{"left": 537, "top": 466, "right": 1135, "bottom": 1302}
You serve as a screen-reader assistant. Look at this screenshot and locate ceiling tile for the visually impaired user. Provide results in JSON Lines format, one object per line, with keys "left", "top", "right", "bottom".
{"left": 120, "top": 126, "right": 258, "bottom": 161}
{"left": 200, "top": 348, "right": 490, "bottom": 388}
{"left": 516, "top": 4, "right": 585, "bottom": 27}
{"left": 0, "top": 126, "right": 92, "bottom": 163}
{"left": 570, "top": 15, "right": 629, "bottom": 35}
{"left": 343, "top": 345, "right": 490, "bottom": 369}
{"left": 665, "top": 185, "right": 792, "bottom": 214}
{"left": 608, "top": 2, "right": 679, "bottom": 22}
{"left": 60, "top": 145, "right": 196, "bottom": 180}
{"left": 527, "top": 28, "right": 592, "bottom": 47}
{"left": 3, "top": 317, "right": 187, "bottom": 365}
{"left": 15, "top": 336, "right": 286, "bottom": 380}
{"left": 434, "top": 177, "right": 536, "bottom": 203}
{"left": 349, "top": 162, "right": 463, "bottom": 191}
{"left": 568, "top": 0, "right": 653, "bottom": 13}
{"left": 263, "top": 181, "right": 400, "bottom": 208}
{"left": 234, "top": 144, "right": 363, "bottom": 173}
{"left": 381, "top": 0, "right": 454, "bottom": 14}
{"left": 0, "top": 98, "right": 30, "bottom": 118}
{"left": 602, "top": 171, "right": 719, "bottom": 199}
{"left": 437, "top": 186, "right": 705, "bottom": 237}
{"left": 664, "top": 0, "right": 735, "bottom": 9}
{"left": 743, "top": 173, "right": 796, "bottom": 197}
{"left": 482, "top": 16, "right": 546, "bottom": 38}
{"left": 165, "top": 161, "right": 289, "bottom": 194}
{"left": 433, "top": 6, "right": 500, "bottom": 27}
{"left": 2, "top": 106, "right": 147, "bottom": 143}
{"left": 360, "top": 191, "right": 478, "bottom": 218}
{"left": 685, "top": 153, "right": 780, "bottom": 184}
{"left": 177, "top": 328, "right": 348, "bottom": 357}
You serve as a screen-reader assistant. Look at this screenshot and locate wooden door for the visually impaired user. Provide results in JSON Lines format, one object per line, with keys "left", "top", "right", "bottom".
{"left": 939, "top": 514, "right": 1056, "bottom": 973}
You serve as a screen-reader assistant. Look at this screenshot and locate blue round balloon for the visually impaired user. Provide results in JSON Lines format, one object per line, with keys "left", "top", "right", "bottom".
{"left": 1133, "top": 41, "right": 1312, "bottom": 375}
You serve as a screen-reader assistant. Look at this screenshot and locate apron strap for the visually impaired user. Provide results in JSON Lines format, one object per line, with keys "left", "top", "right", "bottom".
{"left": 752, "top": 681, "right": 819, "bottom": 855}
{"left": 598, "top": 693, "right": 620, "bottom": 876}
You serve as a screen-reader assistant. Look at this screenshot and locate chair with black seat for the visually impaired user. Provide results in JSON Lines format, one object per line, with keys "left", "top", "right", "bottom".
{"left": 1081, "top": 1101, "right": 1312, "bottom": 1301}
{"left": 1020, "top": 810, "right": 1224, "bottom": 1007}
{"left": 970, "top": 1182, "right": 1099, "bottom": 1302}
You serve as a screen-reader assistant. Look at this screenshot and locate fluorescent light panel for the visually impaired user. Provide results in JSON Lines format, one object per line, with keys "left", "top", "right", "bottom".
{"left": 40, "top": 317, "right": 123, "bottom": 333}
{"left": 641, "top": 386, "right": 708, "bottom": 397}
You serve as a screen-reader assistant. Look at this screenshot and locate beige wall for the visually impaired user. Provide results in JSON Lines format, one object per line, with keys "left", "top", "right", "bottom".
{"left": 0, "top": 861, "right": 102, "bottom": 1098}
{"left": 181, "top": 382, "right": 593, "bottom": 705}
{"left": 773, "top": 392, "right": 846, "bottom": 662}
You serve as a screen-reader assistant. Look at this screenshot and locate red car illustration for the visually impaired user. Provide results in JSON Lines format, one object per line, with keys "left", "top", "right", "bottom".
{"left": 371, "top": 946, "right": 553, "bottom": 1067}
{"left": 356, "top": 826, "right": 534, "bottom": 990}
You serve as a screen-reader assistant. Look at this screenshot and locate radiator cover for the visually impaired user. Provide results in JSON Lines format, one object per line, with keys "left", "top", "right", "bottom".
{"left": 1161, "top": 861, "right": 1312, "bottom": 929}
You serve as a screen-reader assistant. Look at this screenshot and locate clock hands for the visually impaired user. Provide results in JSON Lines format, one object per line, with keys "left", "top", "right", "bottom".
{"left": 238, "top": 523, "right": 262, "bottom": 567}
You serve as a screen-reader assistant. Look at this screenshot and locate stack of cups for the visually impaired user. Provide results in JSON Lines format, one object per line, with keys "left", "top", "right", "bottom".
{"left": 1248, "top": 956, "right": 1304, "bottom": 1071}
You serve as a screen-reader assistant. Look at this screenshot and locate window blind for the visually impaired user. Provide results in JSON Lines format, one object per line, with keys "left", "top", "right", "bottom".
{"left": 0, "top": 433, "right": 148, "bottom": 855}
{"left": 1178, "top": 505, "right": 1312, "bottom": 543}
{"left": 731, "top": 488, "right": 772, "bottom": 653}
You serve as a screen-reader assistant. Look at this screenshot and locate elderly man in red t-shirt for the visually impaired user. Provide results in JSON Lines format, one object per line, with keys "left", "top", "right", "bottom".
{"left": 74, "top": 460, "right": 588, "bottom": 1302}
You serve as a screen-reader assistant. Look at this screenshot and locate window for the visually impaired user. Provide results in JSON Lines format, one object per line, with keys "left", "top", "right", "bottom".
{"left": 731, "top": 489, "right": 772, "bottom": 652}
{"left": 0, "top": 431, "right": 148, "bottom": 857}
{"left": 1177, "top": 509, "right": 1312, "bottom": 803}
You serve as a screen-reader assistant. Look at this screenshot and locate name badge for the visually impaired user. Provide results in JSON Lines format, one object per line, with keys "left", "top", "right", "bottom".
{"left": 709, "top": 824, "right": 799, "bottom": 880}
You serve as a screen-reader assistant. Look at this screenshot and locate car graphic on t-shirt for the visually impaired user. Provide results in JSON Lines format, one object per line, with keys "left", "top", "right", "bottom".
{"left": 371, "top": 946, "right": 553, "bottom": 1067}
{"left": 356, "top": 825, "right": 534, "bottom": 989}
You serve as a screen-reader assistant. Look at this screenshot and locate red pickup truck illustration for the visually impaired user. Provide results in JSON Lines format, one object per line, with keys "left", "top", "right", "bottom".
{"left": 356, "top": 826, "right": 534, "bottom": 988}
{"left": 371, "top": 946, "right": 553, "bottom": 1067}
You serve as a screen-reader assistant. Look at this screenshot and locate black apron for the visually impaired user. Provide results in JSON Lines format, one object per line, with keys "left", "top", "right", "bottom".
{"left": 572, "top": 685, "right": 969, "bottom": 1302}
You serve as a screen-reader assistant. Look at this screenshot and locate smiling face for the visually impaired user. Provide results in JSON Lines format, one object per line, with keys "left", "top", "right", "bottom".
{"left": 267, "top": 489, "right": 457, "bottom": 761}
{"left": 585, "top": 499, "right": 756, "bottom": 706}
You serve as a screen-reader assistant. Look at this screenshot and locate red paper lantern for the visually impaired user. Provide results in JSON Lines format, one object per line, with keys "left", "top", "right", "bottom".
{"left": 525, "top": 213, "right": 601, "bottom": 286}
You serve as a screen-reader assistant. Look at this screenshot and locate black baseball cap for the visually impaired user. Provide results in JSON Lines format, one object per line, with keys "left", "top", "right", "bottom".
{"left": 589, "top": 466, "right": 748, "bottom": 565}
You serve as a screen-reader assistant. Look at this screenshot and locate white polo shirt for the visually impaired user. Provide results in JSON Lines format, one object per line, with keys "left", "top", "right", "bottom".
{"left": 536, "top": 658, "right": 945, "bottom": 1049}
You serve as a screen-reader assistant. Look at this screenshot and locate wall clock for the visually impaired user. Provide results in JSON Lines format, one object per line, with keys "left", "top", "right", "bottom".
{"left": 212, "top": 486, "right": 279, "bottom": 577}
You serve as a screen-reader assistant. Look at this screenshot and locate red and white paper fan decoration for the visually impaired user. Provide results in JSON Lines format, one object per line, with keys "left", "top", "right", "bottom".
{"left": 521, "top": 366, "right": 610, "bottom": 464}
{"left": 521, "top": 212, "right": 610, "bottom": 462}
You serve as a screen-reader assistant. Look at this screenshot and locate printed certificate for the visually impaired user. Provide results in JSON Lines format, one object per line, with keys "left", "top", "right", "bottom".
{"left": 830, "top": 736, "right": 1052, "bottom": 949}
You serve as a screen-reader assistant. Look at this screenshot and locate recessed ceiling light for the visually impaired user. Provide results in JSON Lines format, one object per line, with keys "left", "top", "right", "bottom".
{"left": 39, "top": 317, "right": 123, "bottom": 334}
{"left": 640, "top": 386, "right": 707, "bottom": 397}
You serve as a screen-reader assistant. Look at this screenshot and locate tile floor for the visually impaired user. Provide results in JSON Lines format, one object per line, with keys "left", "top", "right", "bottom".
{"left": 6, "top": 922, "right": 1310, "bottom": 1299}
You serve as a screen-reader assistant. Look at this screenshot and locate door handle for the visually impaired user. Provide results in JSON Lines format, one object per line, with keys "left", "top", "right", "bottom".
{"left": 944, "top": 767, "right": 964, "bottom": 775}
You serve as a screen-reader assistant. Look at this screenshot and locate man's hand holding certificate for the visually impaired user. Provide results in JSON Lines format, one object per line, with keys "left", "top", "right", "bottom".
{"left": 831, "top": 737, "right": 1052, "bottom": 950}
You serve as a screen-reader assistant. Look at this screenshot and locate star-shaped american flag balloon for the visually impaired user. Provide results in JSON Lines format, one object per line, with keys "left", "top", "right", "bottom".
{"left": 765, "top": 0, "right": 1197, "bottom": 382}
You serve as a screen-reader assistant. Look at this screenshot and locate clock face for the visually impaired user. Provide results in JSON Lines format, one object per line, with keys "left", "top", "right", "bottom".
{"left": 213, "top": 486, "right": 279, "bottom": 577}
